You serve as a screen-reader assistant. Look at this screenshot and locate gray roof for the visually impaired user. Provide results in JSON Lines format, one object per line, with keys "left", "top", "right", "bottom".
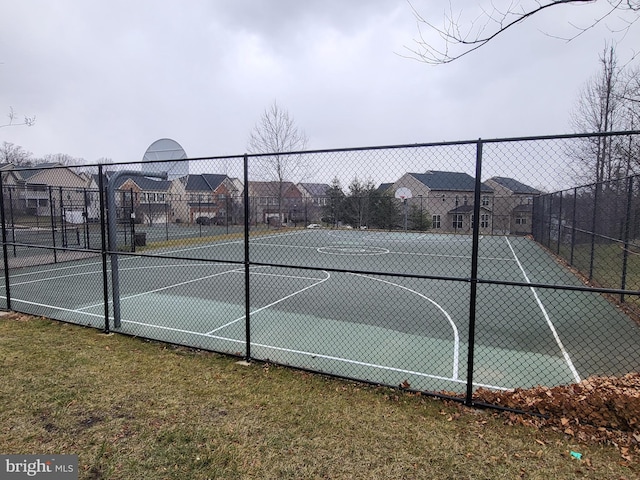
{"left": 182, "top": 174, "right": 228, "bottom": 192}
{"left": 14, "top": 162, "right": 63, "bottom": 181}
{"left": 377, "top": 182, "right": 394, "bottom": 192}
{"left": 249, "top": 181, "right": 297, "bottom": 196}
{"left": 114, "top": 175, "right": 172, "bottom": 191}
{"left": 298, "top": 182, "right": 329, "bottom": 197}
{"left": 411, "top": 171, "right": 493, "bottom": 192}
{"left": 487, "top": 177, "right": 541, "bottom": 195}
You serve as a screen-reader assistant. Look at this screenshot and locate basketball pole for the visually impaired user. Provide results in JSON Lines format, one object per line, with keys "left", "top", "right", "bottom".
{"left": 403, "top": 198, "right": 408, "bottom": 231}
{"left": 107, "top": 170, "right": 167, "bottom": 329}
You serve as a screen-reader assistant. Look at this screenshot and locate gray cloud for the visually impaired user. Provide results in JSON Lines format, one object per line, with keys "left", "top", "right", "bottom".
{"left": 1, "top": 0, "right": 638, "bottom": 189}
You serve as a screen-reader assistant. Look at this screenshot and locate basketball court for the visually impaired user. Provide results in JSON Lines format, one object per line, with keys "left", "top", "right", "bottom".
{"left": 2, "top": 229, "right": 638, "bottom": 394}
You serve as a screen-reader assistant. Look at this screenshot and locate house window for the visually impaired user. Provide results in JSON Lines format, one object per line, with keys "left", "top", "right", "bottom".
{"left": 481, "top": 214, "right": 489, "bottom": 228}
{"left": 481, "top": 196, "right": 489, "bottom": 206}
{"left": 515, "top": 216, "right": 527, "bottom": 225}
{"left": 432, "top": 215, "right": 441, "bottom": 229}
{"left": 453, "top": 214, "right": 463, "bottom": 229}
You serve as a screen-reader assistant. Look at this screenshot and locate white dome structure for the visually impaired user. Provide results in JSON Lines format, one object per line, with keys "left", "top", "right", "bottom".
{"left": 142, "top": 138, "right": 188, "bottom": 180}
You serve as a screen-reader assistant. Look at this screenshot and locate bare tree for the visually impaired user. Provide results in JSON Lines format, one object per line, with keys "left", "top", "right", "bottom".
{"left": 42, "top": 153, "right": 86, "bottom": 167}
{"left": 569, "top": 44, "right": 639, "bottom": 183}
{"left": 0, "top": 141, "right": 33, "bottom": 166}
{"left": 619, "top": 63, "right": 640, "bottom": 123}
{"left": 0, "top": 107, "right": 35, "bottom": 129}
{"left": 247, "top": 101, "right": 309, "bottom": 225}
{"left": 404, "top": 0, "right": 640, "bottom": 65}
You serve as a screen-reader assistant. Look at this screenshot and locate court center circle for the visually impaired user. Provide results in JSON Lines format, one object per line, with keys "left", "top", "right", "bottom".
{"left": 317, "top": 245, "right": 389, "bottom": 256}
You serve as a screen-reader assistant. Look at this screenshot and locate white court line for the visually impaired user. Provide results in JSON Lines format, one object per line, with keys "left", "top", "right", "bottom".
{"left": 205, "top": 270, "right": 331, "bottom": 335}
{"left": 348, "top": 273, "right": 460, "bottom": 380}
{"left": 251, "top": 241, "right": 319, "bottom": 251}
{"left": 248, "top": 341, "right": 508, "bottom": 391}
{"left": 115, "top": 315, "right": 508, "bottom": 390}
{"left": 391, "top": 250, "right": 513, "bottom": 262}
{"left": 0, "top": 290, "right": 506, "bottom": 391}
{"left": 252, "top": 239, "right": 512, "bottom": 263}
{"left": 246, "top": 270, "right": 328, "bottom": 281}
{"left": 77, "top": 266, "right": 244, "bottom": 311}
{"left": 6, "top": 263, "right": 227, "bottom": 288}
{"left": 158, "top": 239, "right": 243, "bottom": 256}
{"left": 7, "top": 258, "right": 107, "bottom": 279}
{"left": 145, "top": 229, "right": 307, "bottom": 256}
{"left": 121, "top": 317, "right": 245, "bottom": 344}
{"left": 1, "top": 296, "right": 105, "bottom": 319}
{"left": 505, "top": 237, "right": 581, "bottom": 383}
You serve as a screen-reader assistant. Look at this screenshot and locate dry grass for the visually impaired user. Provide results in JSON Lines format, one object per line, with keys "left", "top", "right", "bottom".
{"left": 0, "top": 313, "right": 636, "bottom": 480}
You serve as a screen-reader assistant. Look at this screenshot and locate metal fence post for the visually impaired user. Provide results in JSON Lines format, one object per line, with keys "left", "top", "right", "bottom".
{"left": 8, "top": 188, "right": 16, "bottom": 257}
{"left": 164, "top": 202, "right": 169, "bottom": 241}
{"left": 589, "top": 183, "right": 600, "bottom": 281}
{"left": 97, "top": 166, "right": 110, "bottom": 333}
{"left": 48, "top": 187, "right": 58, "bottom": 264}
{"left": 59, "top": 187, "right": 66, "bottom": 248}
{"left": 465, "top": 139, "right": 483, "bottom": 406}
{"left": 83, "top": 188, "right": 90, "bottom": 249}
{"left": 130, "top": 189, "right": 135, "bottom": 252}
{"left": 570, "top": 188, "right": 577, "bottom": 266}
{"left": 244, "top": 153, "right": 251, "bottom": 361}
{"left": 546, "top": 194, "right": 552, "bottom": 248}
{"left": 621, "top": 176, "right": 633, "bottom": 302}
{"left": 556, "top": 191, "right": 563, "bottom": 255}
{"left": 0, "top": 174, "right": 12, "bottom": 310}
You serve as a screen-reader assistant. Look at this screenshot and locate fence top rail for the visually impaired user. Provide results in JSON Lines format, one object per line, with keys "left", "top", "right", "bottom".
{"left": 537, "top": 172, "right": 640, "bottom": 197}
{"left": 5, "top": 130, "right": 640, "bottom": 174}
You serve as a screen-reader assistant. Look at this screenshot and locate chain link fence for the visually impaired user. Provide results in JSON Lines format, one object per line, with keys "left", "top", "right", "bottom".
{"left": 1, "top": 132, "right": 639, "bottom": 411}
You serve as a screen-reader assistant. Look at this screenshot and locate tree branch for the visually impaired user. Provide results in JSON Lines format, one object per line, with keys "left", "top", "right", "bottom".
{"left": 402, "top": 0, "right": 638, "bottom": 64}
{"left": 0, "top": 107, "right": 36, "bottom": 129}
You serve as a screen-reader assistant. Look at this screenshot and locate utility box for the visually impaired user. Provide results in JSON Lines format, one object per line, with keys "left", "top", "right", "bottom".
{"left": 134, "top": 232, "right": 146, "bottom": 247}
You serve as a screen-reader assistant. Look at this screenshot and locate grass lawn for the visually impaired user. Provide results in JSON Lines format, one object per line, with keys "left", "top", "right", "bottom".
{"left": 0, "top": 313, "right": 636, "bottom": 480}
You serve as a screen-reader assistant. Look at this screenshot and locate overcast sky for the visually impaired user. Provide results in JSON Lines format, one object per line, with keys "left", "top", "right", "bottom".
{"left": 1, "top": 1, "right": 638, "bottom": 189}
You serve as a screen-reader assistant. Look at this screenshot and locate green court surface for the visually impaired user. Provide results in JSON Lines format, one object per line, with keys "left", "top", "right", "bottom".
{"left": 2, "top": 230, "right": 638, "bottom": 394}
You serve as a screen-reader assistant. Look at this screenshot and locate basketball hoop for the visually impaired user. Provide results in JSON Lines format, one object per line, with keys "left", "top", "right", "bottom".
{"left": 394, "top": 187, "right": 413, "bottom": 201}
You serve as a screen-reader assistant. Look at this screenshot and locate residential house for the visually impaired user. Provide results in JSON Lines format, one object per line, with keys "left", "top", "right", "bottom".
{"left": 248, "top": 181, "right": 303, "bottom": 226}
{"left": 2, "top": 163, "right": 90, "bottom": 219}
{"left": 483, "top": 177, "right": 541, "bottom": 235}
{"left": 377, "top": 183, "right": 394, "bottom": 193}
{"left": 172, "top": 174, "right": 240, "bottom": 224}
{"left": 390, "top": 170, "right": 494, "bottom": 234}
{"left": 296, "top": 182, "right": 330, "bottom": 225}
{"left": 114, "top": 175, "right": 174, "bottom": 225}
